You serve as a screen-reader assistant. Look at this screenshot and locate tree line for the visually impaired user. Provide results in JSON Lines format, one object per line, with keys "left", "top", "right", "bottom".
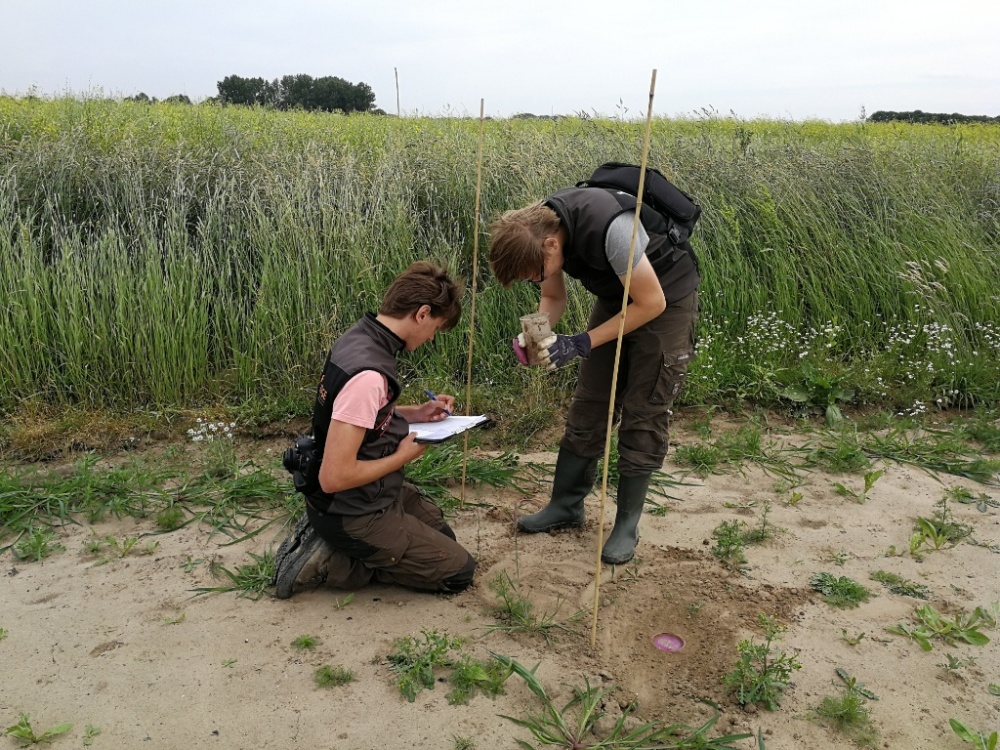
{"left": 215, "top": 74, "right": 378, "bottom": 113}
{"left": 868, "top": 110, "right": 1000, "bottom": 125}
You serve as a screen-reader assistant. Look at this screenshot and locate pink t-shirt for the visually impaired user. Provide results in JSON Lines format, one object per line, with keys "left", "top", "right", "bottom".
{"left": 330, "top": 370, "right": 391, "bottom": 428}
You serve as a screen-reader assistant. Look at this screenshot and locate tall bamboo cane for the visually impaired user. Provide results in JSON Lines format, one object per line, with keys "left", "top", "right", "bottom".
{"left": 590, "top": 71, "right": 658, "bottom": 648}
{"left": 460, "top": 99, "right": 486, "bottom": 508}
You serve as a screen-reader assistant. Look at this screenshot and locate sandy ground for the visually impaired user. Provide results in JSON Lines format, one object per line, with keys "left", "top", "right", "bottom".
{"left": 3, "top": 417, "right": 1000, "bottom": 750}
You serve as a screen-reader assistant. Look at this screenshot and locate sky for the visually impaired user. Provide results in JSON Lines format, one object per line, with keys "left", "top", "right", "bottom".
{"left": 2, "top": 0, "right": 998, "bottom": 121}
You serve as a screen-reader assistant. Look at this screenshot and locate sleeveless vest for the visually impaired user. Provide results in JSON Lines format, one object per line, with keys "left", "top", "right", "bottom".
{"left": 308, "top": 313, "right": 410, "bottom": 515}
{"left": 545, "top": 187, "right": 700, "bottom": 303}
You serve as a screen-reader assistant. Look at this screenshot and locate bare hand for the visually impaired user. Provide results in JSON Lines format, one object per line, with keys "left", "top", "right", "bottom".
{"left": 411, "top": 394, "right": 455, "bottom": 422}
{"left": 398, "top": 433, "right": 428, "bottom": 462}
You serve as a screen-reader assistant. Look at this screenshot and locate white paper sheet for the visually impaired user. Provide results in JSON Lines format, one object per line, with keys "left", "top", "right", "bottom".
{"left": 408, "top": 415, "right": 489, "bottom": 443}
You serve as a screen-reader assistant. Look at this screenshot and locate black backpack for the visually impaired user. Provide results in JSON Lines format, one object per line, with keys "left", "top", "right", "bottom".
{"left": 576, "top": 161, "right": 701, "bottom": 246}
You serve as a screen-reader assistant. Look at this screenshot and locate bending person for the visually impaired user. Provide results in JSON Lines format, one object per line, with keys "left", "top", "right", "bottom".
{"left": 489, "top": 182, "right": 699, "bottom": 564}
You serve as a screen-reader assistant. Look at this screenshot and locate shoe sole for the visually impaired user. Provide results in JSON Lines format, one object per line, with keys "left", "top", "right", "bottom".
{"left": 274, "top": 530, "right": 325, "bottom": 599}
{"left": 272, "top": 515, "right": 313, "bottom": 596}
{"left": 516, "top": 519, "right": 584, "bottom": 533}
{"left": 600, "top": 550, "right": 635, "bottom": 565}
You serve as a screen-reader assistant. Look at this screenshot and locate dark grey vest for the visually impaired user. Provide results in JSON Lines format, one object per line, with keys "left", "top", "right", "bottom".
{"left": 308, "top": 313, "right": 410, "bottom": 515}
{"left": 545, "top": 187, "right": 700, "bottom": 304}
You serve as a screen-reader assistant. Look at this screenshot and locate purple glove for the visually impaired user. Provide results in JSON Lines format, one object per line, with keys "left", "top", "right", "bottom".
{"left": 540, "top": 333, "right": 592, "bottom": 370}
{"left": 512, "top": 334, "right": 529, "bottom": 366}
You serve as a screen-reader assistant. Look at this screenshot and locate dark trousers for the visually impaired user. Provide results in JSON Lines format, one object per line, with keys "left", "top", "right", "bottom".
{"left": 306, "top": 482, "right": 476, "bottom": 592}
{"left": 561, "top": 291, "right": 698, "bottom": 476}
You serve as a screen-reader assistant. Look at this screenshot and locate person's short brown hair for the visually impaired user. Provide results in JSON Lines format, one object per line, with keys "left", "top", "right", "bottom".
{"left": 488, "top": 203, "right": 561, "bottom": 287}
{"left": 380, "top": 261, "right": 463, "bottom": 330}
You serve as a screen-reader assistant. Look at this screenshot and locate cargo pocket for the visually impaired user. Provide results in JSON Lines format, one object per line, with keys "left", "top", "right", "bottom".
{"left": 649, "top": 350, "right": 695, "bottom": 406}
{"left": 345, "top": 507, "right": 409, "bottom": 567}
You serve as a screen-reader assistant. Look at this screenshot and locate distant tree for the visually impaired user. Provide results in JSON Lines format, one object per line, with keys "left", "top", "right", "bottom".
{"left": 127, "top": 92, "right": 155, "bottom": 104}
{"left": 217, "top": 75, "right": 274, "bottom": 106}
{"left": 868, "top": 109, "right": 1000, "bottom": 124}
{"left": 164, "top": 94, "right": 192, "bottom": 105}
{"left": 216, "top": 73, "right": 376, "bottom": 113}
{"left": 278, "top": 73, "right": 316, "bottom": 110}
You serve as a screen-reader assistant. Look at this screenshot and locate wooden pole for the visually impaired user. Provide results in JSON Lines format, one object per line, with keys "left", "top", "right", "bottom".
{"left": 395, "top": 68, "right": 401, "bottom": 117}
{"left": 590, "top": 71, "right": 657, "bottom": 649}
{"left": 460, "top": 98, "right": 486, "bottom": 508}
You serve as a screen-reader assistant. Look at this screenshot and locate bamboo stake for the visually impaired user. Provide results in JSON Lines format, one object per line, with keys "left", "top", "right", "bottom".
{"left": 590, "top": 71, "right": 658, "bottom": 649}
{"left": 460, "top": 99, "right": 486, "bottom": 508}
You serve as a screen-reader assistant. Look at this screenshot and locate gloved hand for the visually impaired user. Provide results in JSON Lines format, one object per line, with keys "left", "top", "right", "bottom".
{"left": 539, "top": 332, "right": 592, "bottom": 370}
{"left": 512, "top": 333, "right": 530, "bottom": 366}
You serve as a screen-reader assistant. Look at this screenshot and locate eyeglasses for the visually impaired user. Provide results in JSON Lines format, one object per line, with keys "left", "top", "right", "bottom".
{"left": 522, "top": 263, "right": 546, "bottom": 285}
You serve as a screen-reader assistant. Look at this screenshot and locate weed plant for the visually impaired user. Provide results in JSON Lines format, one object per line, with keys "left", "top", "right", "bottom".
{"left": 484, "top": 572, "right": 582, "bottom": 643}
{"left": 0, "top": 454, "right": 294, "bottom": 554}
{"left": 740, "top": 500, "right": 779, "bottom": 544}
{"left": 805, "top": 429, "right": 872, "bottom": 473}
{"left": 949, "top": 719, "right": 998, "bottom": 750}
{"left": 939, "top": 653, "right": 977, "bottom": 672}
{"left": 5, "top": 714, "right": 72, "bottom": 744}
{"left": 84, "top": 534, "right": 159, "bottom": 562}
{"left": 406, "top": 442, "right": 545, "bottom": 512}
{"left": 888, "top": 604, "right": 992, "bottom": 651}
{"left": 946, "top": 486, "right": 1000, "bottom": 512}
{"left": 155, "top": 504, "right": 187, "bottom": 531}
{"left": 387, "top": 629, "right": 464, "bottom": 702}
{"left": 869, "top": 570, "right": 930, "bottom": 600}
{"left": 291, "top": 634, "right": 319, "bottom": 651}
{"left": 191, "top": 550, "right": 275, "bottom": 600}
{"left": 862, "top": 429, "right": 1000, "bottom": 482}
{"left": 385, "top": 629, "right": 513, "bottom": 704}
{"left": 446, "top": 654, "right": 512, "bottom": 705}
{"left": 711, "top": 521, "right": 749, "bottom": 572}
{"left": 780, "top": 364, "right": 855, "bottom": 426}
{"left": 0, "top": 455, "right": 170, "bottom": 541}
{"left": 814, "top": 685, "right": 879, "bottom": 749}
{"left": 908, "top": 498, "right": 974, "bottom": 558}
{"left": 314, "top": 665, "right": 354, "bottom": 688}
{"left": 675, "top": 424, "right": 799, "bottom": 481}
{"left": 841, "top": 630, "right": 866, "bottom": 646}
{"left": 11, "top": 526, "right": 63, "bottom": 561}
{"left": 495, "top": 655, "right": 753, "bottom": 749}
{"left": 809, "top": 572, "right": 872, "bottom": 609}
{"left": 710, "top": 505, "right": 778, "bottom": 573}
{"left": 722, "top": 614, "right": 802, "bottom": 710}
{"left": 956, "top": 416, "right": 1000, "bottom": 453}
{"left": 832, "top": 469, "right": 885, "bottom": 504}
{"left": 82, "top": 725, "right": 101, "bottom": 746}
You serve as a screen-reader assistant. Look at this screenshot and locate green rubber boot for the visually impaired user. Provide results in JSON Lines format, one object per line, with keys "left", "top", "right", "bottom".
{"left": 601, "top": 473, "right": 652, "bottom": 565}
{"left": 517, "top": 448, "right": 597, "bottom": 533}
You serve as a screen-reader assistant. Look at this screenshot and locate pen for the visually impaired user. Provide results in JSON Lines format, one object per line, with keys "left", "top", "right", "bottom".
{"left": 423, "top": 388, "right": 452, "bottom": 417}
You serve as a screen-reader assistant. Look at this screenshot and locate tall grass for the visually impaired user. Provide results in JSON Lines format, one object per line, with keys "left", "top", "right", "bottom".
{"left": 2, "top": 96, "right": 999, "bottom": 418}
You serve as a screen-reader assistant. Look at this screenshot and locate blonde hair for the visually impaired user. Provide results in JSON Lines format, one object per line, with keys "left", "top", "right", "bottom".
{"left": 488, "top": 203, "right": 561, "bottom": 287}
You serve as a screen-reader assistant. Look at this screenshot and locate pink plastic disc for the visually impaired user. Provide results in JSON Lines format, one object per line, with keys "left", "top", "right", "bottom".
{"left": 652, "top": 632, "right": 685, "bottom": 652}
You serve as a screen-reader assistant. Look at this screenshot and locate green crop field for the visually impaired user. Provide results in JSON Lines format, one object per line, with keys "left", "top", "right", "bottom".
{"left": 2, "top": 97, "right": 999, "bottom": 425}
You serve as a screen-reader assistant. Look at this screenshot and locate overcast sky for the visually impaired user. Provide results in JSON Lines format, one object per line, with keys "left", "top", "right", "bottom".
{"left": 2, "top": 0, "right": 998, "bottom": 121}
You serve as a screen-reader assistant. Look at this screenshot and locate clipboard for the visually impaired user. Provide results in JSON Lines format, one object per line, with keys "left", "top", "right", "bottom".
{"left": 409, "top": 415, "right": 490, "bottom": 444}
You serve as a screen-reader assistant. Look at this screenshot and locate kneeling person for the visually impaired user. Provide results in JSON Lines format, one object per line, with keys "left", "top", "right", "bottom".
{"left": 274, "top": 262, "right": 476, "bottom": 598}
